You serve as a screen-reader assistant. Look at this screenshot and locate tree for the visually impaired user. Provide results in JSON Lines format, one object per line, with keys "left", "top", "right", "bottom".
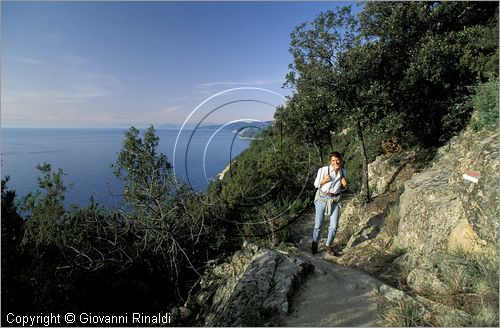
{"left": 285, "top": 6, "right": 393, "bottom": 203}
{"left": 112, "top": 126, "right": 205, "bottom": 277}
{"left": 333, "top": 42, "right": 396, "bottom": 203}
{"left": 284, "top": 6, "right": 359, "bottom": 161}
{"left": 275, "top": 93, "right": 334, "bottom": 163}
{"left": 22, "top": 163, "right": 67, "bottom": 247}
{"left": 358, "top": 1, "right": 499, "bottom": 145}
{"left": 113, "top": 126, "right": 175, "bottom": 215}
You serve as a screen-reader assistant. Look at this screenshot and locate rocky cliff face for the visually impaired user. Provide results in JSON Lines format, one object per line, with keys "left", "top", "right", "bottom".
{"left": 333, "top": 126, "right": 498, "bottom": 300}
{"left": 367, "top": 145, "right": 433, "bottom": 198}
{"left": 394, "top": 127, "right": 498, "bottom": 269}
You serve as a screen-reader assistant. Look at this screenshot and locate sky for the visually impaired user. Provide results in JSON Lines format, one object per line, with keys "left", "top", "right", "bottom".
{"left": 2, "top": 1, "right": 361, "bottom": 128}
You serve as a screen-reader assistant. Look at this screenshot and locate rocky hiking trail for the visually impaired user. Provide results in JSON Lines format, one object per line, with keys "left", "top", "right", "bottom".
{"left": 283, "top": 154, "right": 437, "bottom": 327}
{"left": 283, "top": 203, "right": 396, "bottom": 327}
{"left": 189, "top": 176, "right": 426, "bottom": 327}
{"left": 283, "top": 249, "right": 382, "bottom": 326}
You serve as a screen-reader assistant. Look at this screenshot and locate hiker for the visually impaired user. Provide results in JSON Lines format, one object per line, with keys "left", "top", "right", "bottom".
{"left": 311, "top": 151, "right": 348, "bottom": 255}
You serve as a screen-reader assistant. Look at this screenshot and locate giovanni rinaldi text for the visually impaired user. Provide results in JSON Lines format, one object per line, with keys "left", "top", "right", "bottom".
{"left": 6, "top": 312, "right": 172, "bottom": 326}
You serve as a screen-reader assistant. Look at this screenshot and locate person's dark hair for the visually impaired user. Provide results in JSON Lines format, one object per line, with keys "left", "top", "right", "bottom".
{"left": 330, "top": 151, "right": 342, "bottom": 160}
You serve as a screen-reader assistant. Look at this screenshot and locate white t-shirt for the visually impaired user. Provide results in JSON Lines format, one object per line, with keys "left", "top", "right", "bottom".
{"left": 313, "top": 165, "right": 346, "bottom": 194}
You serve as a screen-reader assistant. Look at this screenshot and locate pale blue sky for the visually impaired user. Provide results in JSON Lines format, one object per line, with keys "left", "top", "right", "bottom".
{"left": 2, "top": 1, "right": 361, "bottom": 128}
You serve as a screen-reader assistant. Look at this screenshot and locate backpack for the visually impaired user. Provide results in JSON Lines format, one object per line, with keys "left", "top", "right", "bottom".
{"left": 308, "top": 164, "right": 322, "bottom": 186}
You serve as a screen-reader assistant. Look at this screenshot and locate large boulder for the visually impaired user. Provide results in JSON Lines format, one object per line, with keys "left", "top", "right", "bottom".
{"left": 394, "top": 127, "right": 499, "bottom": 269}
{"left": 189, "top": 243, "right": 314, "bottom": 326}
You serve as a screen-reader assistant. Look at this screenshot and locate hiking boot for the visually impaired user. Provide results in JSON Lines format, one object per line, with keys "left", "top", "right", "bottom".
{"left": 325, "top": 246, "right": 340, "bottom": 256}
{"left": 311, "top": 241, "right": 318, "bottom": 255}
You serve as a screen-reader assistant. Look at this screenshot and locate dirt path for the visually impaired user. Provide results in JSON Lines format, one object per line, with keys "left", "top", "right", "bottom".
{"left": 283, "top": 209, "right": 387, "bottom": 326}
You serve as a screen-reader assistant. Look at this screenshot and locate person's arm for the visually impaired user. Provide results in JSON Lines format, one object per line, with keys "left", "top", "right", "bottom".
{"left": 313, "top": 168, "right": 322, "bottom": 188}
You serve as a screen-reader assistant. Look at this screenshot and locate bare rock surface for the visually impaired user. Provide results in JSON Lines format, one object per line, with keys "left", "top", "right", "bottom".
{"left": 190, "top": 243, "right": 313, "bottom": 326}
{"left": 368, "top": 146, "right": 433, "bottom": 197}
{"left": 283, "top": 252, "right": 383, "bottom": 327}
{"left": 394, "top": 127, "right": 499, "bottom": 270}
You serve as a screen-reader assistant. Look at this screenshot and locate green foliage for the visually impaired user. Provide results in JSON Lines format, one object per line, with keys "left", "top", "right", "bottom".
{"left": 1, "top": 177, "right": 33, "bottom": 317}
{"left": 285, "top": 5, "right": 358, "bottom": 90}
{"left": 112, "top": 126, "right": 219, "bottom": 281}
{"left": 16, "top": 162, "right": 182, "bottom": 313}
{"left": 4, "top": 1, "right": 499, "bottom": 320}
{"left": 2, "top": 177, "right": 24, "bottom": 251}
{"left": 22, "top": 163, "right": 67, "bottom": 247}
{"left": 283, "top": 5, "right": 360, "bottom": 163}
{"left": 219, "top": 131, "right": 313, "bottom": 209}
{"left": 459, "top": 25, "right": 499, "bottom": 80}
{"left": 470, "top": 79, "right": 499, "bottom": 131}
{"left": 112, "top": 125, "right": 174, "bottom": 214}
{"left": 209, "top": 127, "right": 315, "bottom": 246}
{"left": 281, "top": 1, "right": 498, "bottom": 203}
{"left": 358, "top": 1, "right": 498, "bottom": 147}
{"left": 275, "top": 96, "right": 332, "bottom": 162}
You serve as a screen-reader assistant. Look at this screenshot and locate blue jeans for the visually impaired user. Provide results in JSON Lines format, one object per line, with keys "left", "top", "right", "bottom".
{"left": 312, "top": 199, "right": 340, "bottom": 247}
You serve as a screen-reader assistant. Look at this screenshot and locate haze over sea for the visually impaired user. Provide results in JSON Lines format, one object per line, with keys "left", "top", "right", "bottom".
{"left": 2, "top": 127, "right": 251, "bottom": 208}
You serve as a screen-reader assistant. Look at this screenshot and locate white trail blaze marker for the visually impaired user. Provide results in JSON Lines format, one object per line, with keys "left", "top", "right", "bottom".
{"left": 463, "top": 169, "right": 480, "bottom": 184}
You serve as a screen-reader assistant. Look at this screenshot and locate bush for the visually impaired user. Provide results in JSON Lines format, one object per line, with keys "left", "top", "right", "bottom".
{"left": 470, "top": 79, "right": 499, "bottom": 131}
{"left": 1, "top": 178, "right": 33, "bottom": 318}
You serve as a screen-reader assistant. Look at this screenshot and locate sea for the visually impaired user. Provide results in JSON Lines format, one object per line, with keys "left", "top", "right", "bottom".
{"left": 1, "top": 128, "right": 251, "bottom": 209}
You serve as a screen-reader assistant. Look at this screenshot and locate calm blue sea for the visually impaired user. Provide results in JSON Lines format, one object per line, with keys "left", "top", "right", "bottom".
{"left": 1, "top": 128, "right": 251, "bottom": 209}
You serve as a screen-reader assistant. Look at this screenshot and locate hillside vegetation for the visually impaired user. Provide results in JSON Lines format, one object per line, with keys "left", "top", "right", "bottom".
{"left": 2, "top": 2, "right": 498, "bottom": 326}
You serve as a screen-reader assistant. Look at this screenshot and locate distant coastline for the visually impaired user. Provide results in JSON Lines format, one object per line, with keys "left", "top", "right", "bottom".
{"left": 159, "top": 120, "right": 272, "bottom": 132}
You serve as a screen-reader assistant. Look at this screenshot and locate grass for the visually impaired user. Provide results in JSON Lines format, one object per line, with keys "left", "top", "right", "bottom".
{"left": 378, "top": 299, "right": 431, "bottom": 327}
{"left": 420, "top": 247, "right": 498, "bottom": 326}
{"left": 445, "top": 248, "right": 498, "bottom": 324}
{"left": 378, "top": 246, "right": 498, "bottom": 326}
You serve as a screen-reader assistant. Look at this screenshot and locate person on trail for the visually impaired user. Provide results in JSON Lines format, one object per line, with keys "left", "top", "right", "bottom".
{"left": 311, "top": 152, "right": 348, "bottom": 256}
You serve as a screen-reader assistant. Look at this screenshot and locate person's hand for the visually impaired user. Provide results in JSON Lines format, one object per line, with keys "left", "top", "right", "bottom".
{"left": 341, "top": 176, "right": 348, "bottom": 189}
{"left": 321, "top": 174, "right": 331, "bottom": 185}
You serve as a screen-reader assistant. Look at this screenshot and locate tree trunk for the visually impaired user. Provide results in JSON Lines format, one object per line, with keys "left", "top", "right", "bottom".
{"left": 356, "top": 121, "right": 371, "bottom": 203}
{"left": 315, "top": 141, "right": 324, "bottom": 164}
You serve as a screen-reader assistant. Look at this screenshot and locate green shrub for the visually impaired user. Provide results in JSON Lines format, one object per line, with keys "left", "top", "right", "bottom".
{"left": 470, "top": 79, "right": 499, "bottom": 131}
